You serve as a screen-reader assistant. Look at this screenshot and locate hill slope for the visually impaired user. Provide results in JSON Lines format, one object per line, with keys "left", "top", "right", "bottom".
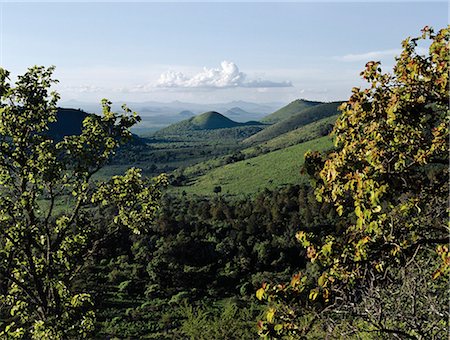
{"left": 243, "top": 114, "right": 338, "bottom": 157}
{"left": 244, "top": 101, "right": 342, "bottom": 145}
{"left": 261, "top": 99, "right": 322, "bottom": 124}
{"left": 154, "top": 111, "right": 264, "bottom": 136}
{"left": 176, "top": 136, "right": 333, "bottom": 196}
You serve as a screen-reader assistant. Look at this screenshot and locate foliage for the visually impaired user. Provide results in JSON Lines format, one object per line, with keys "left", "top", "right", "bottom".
{"left": 258, "top": 26, "right": 449, "bottom": 338}
{"left": 180, "top": 299, "right": 262, "bottom": 340}
{"left": 0, "top": 66, "right": 166, "bottom": 338}
{"left": 63, "top": 182, "right": 335, "bottom": 338}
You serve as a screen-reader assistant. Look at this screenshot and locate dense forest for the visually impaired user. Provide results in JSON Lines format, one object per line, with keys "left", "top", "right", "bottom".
{"left": 0, "top": 26, "right": 448, "bottom": 339}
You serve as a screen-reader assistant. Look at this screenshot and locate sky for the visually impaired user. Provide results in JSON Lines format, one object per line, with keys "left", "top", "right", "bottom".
{"left": 1, "top": 1, "right": 448, "bottom": 104}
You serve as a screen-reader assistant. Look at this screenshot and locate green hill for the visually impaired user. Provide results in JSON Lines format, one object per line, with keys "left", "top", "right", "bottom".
{"left": 261, "top": 99, "right": 322, "bottom": 124}
{"left": 243, "top": 101, "right": 342, "bottom": 145}
{"left": 154, "top": 111, "right": 264, "bottom": 137}
{"left": 192, "top": 111, "right": 240, "bottom": 129}
{"left": 176, "top": 135, "right": 333, "bottom": 196}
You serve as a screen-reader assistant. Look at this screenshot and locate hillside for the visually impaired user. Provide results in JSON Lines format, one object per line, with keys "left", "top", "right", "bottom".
{"left": 47, "top": 108, "right": 89, "bottom": 140}
{"left": 261, "top": 99, "right": 322, "bottom": 124}
{"left": 154, "top": 111, "right": 264, "bottom": 136}
{"left": 243, "top": 114, "right": 338, "bottom": 157}
{"left": 175, "top": 136, "right": 333, "bottom": 195}
{"left": 48, "top": 108, "right": 145, "bottom": 145}
{"left": 243, "top": 101, "right": 342, "bottom": 145}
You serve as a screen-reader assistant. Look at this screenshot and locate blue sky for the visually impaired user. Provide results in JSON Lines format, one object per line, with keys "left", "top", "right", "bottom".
{"left": 2, "top": 1, "right": 448, "bottom": 104}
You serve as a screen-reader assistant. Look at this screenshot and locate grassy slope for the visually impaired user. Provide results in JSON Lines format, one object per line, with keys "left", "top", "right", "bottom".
{"left": 180, "top": 115, "right": 338, "bottom": 179}
{"left": 244, "top": 102, "right": 341, "bottom": 144}
{"left": 244, "top": 102, "right": 342, "bottom": 145}
{"left": 243, "top": 115, "right": 338, "bottom": 157}
{"left": 176, "top": 136, "right": 333, "bottom": 196}
{"left": 260, "top": 99, "right": 322, "bottom": 124}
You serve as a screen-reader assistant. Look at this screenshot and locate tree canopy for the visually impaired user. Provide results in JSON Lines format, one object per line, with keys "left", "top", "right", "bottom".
{"left": 257, "top": 26, "right": 449, "bottom": 339}
{"left": 0, "top": 66, "right": 167, "bottom": 339}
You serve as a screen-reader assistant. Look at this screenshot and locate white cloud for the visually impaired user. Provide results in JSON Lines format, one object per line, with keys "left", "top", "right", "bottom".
{"left": 243, "top": 79, "right": 293, "bottom": 88}
{"left": 59, "top": 84, "right": 103, "bottom": 93}
{"left": 299, "top": 88, "right": 329, "bottom": 94}
{"left": 156, "top": 61, "right": 292, "bottom": 89}
{"left": 335, "top": 46, "right": 429, "bottom": 62}
{"left": 334, "top": 49, "right": 401, "bottom": 62}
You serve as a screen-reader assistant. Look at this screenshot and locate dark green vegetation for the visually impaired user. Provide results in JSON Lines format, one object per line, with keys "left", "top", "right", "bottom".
{"left": 1, "top": 27, "right": 448, "bottom": 340}
{"left": 84, "top": 184, "right": 336, "bottom": 339}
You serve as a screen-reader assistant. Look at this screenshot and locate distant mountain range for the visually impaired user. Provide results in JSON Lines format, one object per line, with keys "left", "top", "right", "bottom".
{"left": 60, "top": 99, "right": 284, "bottom": 117}
{"left": 59, "top": 100, "right": 284, "bottom": 130}
{"left": 56, "top": 98, "right": 344, "bottom": 140}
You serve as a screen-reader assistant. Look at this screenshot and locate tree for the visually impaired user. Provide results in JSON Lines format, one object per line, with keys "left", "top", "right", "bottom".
{"left": 0, "top": 66, "right": 167, "bottom": 338}
{"left": 257, "top": 26, "right": 449, "bottom": 339}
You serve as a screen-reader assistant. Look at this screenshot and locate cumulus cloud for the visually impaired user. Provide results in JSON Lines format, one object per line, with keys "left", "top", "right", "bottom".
{"left": 157, "top": 61, "right": 292, "bottom": 89}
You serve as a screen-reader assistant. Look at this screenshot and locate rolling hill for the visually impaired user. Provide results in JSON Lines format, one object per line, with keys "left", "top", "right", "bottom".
{"left": 243, "top": 101, "right": 342, "bottom": 145}
{"left": 260, "top": 99, "right": 323, "bottom": 124}
{"left": 154, "top": 111, "right": 265, "bottom": 136}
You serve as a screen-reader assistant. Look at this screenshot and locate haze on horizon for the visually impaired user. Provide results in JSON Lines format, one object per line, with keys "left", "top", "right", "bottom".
{"left": 2, "top": 1, "right": 447, "bottom": 105}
